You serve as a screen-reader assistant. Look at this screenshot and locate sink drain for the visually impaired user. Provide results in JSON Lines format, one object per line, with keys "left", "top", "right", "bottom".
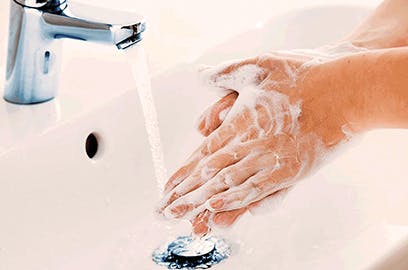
{"left": 152, "top": 236, "right": 231, "bottom": 269}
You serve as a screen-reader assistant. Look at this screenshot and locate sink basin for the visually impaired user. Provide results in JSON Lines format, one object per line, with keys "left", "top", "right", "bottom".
{"left": 1, "top": 2, "right": 408, "bottom": 270}
{"left": 0, "top": 42, "right": 166, "bottom": 269}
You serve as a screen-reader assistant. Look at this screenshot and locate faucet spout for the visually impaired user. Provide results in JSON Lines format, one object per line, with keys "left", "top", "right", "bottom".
{"left": 42, "top": 2, "right": 145, "bottom": 49}
{"left": 4, "top": 0, "right": 145, "bottom": 105}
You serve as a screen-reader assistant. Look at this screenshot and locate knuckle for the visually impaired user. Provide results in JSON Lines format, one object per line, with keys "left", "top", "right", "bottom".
{"left": 199, "top": 143, "right": 211, "bottom": 156}
{"left": 220, "top": 172, "right": 234, "bottom": 188}
{"left": 249, "top": 179, "right": 265, "bottom": 193}
{"left": 257, "top": 53, "right": 273, "bottom": 63}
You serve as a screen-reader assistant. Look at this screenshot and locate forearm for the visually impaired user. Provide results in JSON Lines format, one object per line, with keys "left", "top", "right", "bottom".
{"left": 346, "top": 0, "right": 408, "bottom": 49}
{"left": 315, "top": 47, "right": 408, "bottom": 131}
{"left": 360, "top": 48, "right": 408, "bottom": 130}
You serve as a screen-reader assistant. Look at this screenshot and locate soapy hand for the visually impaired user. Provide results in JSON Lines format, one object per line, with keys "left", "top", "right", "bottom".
{"left": 157, "top": 0, "right": 408, "bottom": 236}
{"left": 158, "top": 52, "right": 359, "bottom": 236}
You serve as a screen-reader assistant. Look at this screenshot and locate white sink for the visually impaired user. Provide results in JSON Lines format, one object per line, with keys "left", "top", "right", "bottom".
{"left": 1, "top": 2, "right": 408, "bottom": 270}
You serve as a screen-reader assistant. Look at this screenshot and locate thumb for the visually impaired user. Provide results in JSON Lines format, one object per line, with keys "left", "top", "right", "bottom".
{"left": 199, "top": 57, "right": 266, "bottom": 93}
{"left": 196, "top": 92, "right": 238, "bottom": 137}
{"left": 248, "top": 187, "right": 291, "bottom": 216}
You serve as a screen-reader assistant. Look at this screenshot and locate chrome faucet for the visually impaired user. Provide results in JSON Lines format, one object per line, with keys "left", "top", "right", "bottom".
{"left": 4, "top": 0, "right": 146, "bottom": 104}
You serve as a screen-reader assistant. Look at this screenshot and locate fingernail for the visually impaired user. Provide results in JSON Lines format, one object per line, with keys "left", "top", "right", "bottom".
{"left": 156, "top": 205, "right": 164, "bottom": 214}
{"left": 193, "top": 224, "right": 210, "bottom": 237}
{"left": 156, "top": 200, "right": 168, "bottom": 214}
{"left": 156, "top": 192, "right": 179, "bottom": 215}
{"left": 163, "top": 179, "right": 180, "bottom": 194}
{"left": 209, "top": 198, "right": 224, "bottom": 210}
{"left": 213, "top": 213, "right": 225, "bottom": 226}
{"left": 191, "top": 210, "right": 212, "bottom": 236}
{"left": 163, "top": 186, "right": 171, "bottom": 194}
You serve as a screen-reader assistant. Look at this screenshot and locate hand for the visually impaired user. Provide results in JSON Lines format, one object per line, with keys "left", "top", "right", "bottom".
{"left": 158, "top": 53, "right": 364, "bottom": 235}
{"left": 158, "top": 0, "right": 408, "bottom": 236}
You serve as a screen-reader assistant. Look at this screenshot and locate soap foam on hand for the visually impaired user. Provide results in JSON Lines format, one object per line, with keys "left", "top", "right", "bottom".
{"left": 160, "top": 47, "right": 361, "bottom": 236}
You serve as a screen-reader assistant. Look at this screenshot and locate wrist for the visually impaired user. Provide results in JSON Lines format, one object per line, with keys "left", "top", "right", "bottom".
{"left": 297, "top": 61, "right": 367, "bottom": 147}
{"left": 314, "top": 48, "right": 408, "bottom": 132}
{"left": 302, "top": 54, "right": 374, "bottom": 133}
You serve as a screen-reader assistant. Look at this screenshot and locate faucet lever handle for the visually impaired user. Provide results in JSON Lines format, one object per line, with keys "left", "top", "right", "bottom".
{"left": 14, "top": 0, "right": 67, "bottom": 11}
{"left": 63, "top": 1, "right": 146, "bottom": 49}
{"left": 66, "top": 2, "right": 145, "bottom": 27}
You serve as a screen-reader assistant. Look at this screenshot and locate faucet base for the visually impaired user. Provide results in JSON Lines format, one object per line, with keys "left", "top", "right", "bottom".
{"left": 3, "top": 96, "right": 55, "bottom": 105}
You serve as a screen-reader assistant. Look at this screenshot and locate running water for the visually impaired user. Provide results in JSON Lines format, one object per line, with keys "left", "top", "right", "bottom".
{"left": 122, "top": 45, "right": 168, "bottom": 192}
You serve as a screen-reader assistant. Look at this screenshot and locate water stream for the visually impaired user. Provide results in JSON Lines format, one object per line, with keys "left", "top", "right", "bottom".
{"left": 123, "top": 45, "right": 168, "bottom": 193}
{"left": 122, "top": 45, "right": 234, "bottom": 269}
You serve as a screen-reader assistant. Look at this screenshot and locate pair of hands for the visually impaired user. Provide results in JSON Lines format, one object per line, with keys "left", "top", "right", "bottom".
{"left": 158, "top": 0, "right": 408, "bottom": 236}
{"left": 158, "top": 48, "right": 357, "bottom": 235}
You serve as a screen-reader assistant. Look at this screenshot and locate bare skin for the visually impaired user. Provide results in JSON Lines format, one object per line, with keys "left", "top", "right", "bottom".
{"left": 346, "top": 0, "right": 408, "bottom": 49}
{"left": 158, "top": 0, "right": 408, "bottom": 236}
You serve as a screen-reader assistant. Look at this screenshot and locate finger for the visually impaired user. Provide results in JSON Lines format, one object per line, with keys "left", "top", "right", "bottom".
{"left": 162, "top": 104, "right": 260, "bottom": 201}
{"left": 212, "top": 208, "right": 247, "bottom": 228}
{"left": 210, "top": 188, "right": 291, "bottom": 228}
{"left": 162, "top": 122, "right": 237, "bottom": 195}
{"left": 164, "top": 152, "right": 279, "bottom": 219}
{"left": 191, "top": 208, "right": 247, "bottom": 236}
{"left": 208, "top": 158, "right": 301, "bottom": 212}
{"left": 163, "top": 159, "right": 199, "bottom": 195}
{"left": 191, "top": 208, "right": 246, "bottom": 236}
{"left": 197, "top": 92, "right": 238, "bottom": 137}
{"left": 191, "top": 210, "right": 213, "bottom": 237}
{"left": 160, "top": 141, "right": 263, "bottom": 218}
{"left": 201, "top": 54, "right": 307, "bottom": 93}
{"left": 161, "top": 90, "right": 281, "bottom": 211}
{"left": 256, "top": 53, "right": 306, "bottom": 71}
{"left": 200, "top": 57, "right": 258, "bottom": 80}
{"left": 248, "top": 187, "right": 291, "bottom": 215}
{"left": 267, "top": 50, "right": 313, "bottom": 63}
{"left": 200, "top": 57, "right": 267, "bottom": 91}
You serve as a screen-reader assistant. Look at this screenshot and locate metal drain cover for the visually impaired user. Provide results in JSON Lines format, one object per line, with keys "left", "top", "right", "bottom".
{"left": 152, "top": 236, "right": 231, "bottom": 269}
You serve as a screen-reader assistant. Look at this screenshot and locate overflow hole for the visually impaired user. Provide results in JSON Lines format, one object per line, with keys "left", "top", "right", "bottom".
{"left": 43, "top": 51, "right": 50, "bottom": 74}
{"left": 86, "top": 133, "right": 99, "bottom": 159}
